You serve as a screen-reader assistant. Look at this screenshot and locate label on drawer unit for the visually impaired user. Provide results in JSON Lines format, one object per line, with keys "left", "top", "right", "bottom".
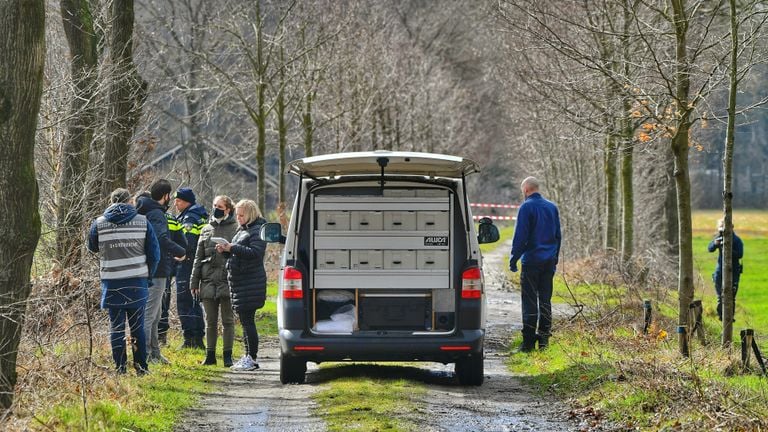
{"left": 423, "top": 236, "right": 449, "bottom": 247}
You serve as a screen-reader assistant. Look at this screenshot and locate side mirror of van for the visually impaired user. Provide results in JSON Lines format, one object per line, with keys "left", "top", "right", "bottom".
{"left": 260, "top": 222, "right": 286, "bottom": 244}
{"left": 477, "top": 217, "right": 500, "bottom": 244}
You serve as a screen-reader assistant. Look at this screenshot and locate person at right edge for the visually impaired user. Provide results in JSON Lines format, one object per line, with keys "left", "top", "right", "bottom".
{"left": 174, "top": 187, "right": 208, "bottom": 349}
{"left": 191, "top": 195, "right": 238, "bottom": 367}
{"left": 707, "top": 218, "right": 744, "bottom": 322}
{"left": 509, "top": 176, "right": 562, "bottom": 352}
{"left": 217, "top": 199, "right": 268, "bottom": 371}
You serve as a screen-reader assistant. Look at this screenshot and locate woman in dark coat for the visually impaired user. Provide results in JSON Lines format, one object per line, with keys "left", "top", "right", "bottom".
{"left": 216, "top": 199, "right": 268, "bottom": 371}
{"left": 191, "top": 195, "right": 239, "bottom": 366}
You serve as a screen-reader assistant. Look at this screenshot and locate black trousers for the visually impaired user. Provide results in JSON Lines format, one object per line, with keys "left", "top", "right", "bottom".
{"left": 237, "top": 308, "right": 259, "bottom": 359}
{"left": 520, "top": 265, "right": 554, "bottom": 342}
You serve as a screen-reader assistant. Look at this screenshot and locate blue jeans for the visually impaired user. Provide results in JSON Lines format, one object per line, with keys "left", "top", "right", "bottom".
{"left": 108, "top": 307, "right": 147, "bottom": 371}
{"left": 520, "top": 265, "right": 554, "bottom": 342}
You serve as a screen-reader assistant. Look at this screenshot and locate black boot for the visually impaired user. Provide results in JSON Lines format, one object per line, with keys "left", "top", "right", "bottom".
{"left": 223, "top": 350, "right": 233, "bottom": 367}
{"left": 515, "top": 338, "right": 536, "bottom": 354}
{"left": 179, "top": 337, "right": 194, "bottom": 349}
{"left": 201, "top": 350, "right": 216, "bottom": 366}
{"left": 537, "top": 334, "right": 550, "bottom": 350}
{"left": 194, "top": 336, "right": 206, "bottom": 350}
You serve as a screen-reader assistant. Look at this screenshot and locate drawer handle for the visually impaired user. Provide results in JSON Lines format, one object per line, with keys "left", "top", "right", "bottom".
{"left": 426, "top": 222, "right": 435, "bottom": 225}
{"left": 393, "top": 260, "right": 402, "bottom": 264}
{"left": 360, "top": 221, "right": 369, "bottom": 225}
{"left": 359, "top": 261, "right": 369, "bottom": 265}
{"left": 325, "top": 261, "right": 335, "bottom": 264}
{"left": 426, "top": 260, "right": 435, "bottom": 264}
{"left": 327, "top": 221, "right": 336, "bottom": 225}
{"left": 393, "top": 222, "right": 402, "bottom": 226}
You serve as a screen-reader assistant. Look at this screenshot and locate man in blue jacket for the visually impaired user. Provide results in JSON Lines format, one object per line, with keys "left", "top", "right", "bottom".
{"left": 707, "top": 218, "right": 744, "bottom": 321}
{"left": 509, "top": 177, "right": 562, "bottom": 352}
{"left": 136, "top": 179, "right": 187, "bottom": 363}
{"left": 174, "top": 187, "right": 208, "bottom": 349}
{"left": 88, "top": 188, "right": 160, "bottom": 375}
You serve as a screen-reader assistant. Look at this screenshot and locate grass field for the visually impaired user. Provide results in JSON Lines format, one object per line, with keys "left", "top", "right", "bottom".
{"left": 692, "top": 210, "right": 768, "bottom": 334}
{"left": 505, "top": 209, "right": 768, "bottom": 430}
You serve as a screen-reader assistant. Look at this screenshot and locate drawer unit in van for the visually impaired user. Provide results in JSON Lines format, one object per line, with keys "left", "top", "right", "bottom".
{"left": 417, "top": 249, "right": 449, "bottom": 270}
{"left": 316, "top": 250, "right": 350, "bottom": 269}
{"left": 317, "top": 211, "right": 350, "bottom": 230}
{"left": 417, "top": 211, "right": 449, "bottom": 231}
{"left": 383, "top": 250, "right": 417, "bottom": 269}
{"left": 358, "top": 293, "right": 431, "bottom": 330}
{"left": 350, "top": 250, "right": 384, "bottom": 270}
{"left": 383, "top": 211, "right": 417, "bottom": 231}
{"left": 350, "top": 211, "right": 384, "bottom": 230}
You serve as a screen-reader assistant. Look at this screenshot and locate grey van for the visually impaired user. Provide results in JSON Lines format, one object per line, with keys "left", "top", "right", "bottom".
{"left": 260, "top": 151, "right": 499, "bottom": 385}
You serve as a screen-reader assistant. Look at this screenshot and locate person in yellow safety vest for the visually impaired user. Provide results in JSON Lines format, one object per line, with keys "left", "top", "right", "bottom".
{"left": 158, "top": 212, "right": 186, "bottom": 345}
{"left": 174, "top": 187, "right": 208, "bottom": 349}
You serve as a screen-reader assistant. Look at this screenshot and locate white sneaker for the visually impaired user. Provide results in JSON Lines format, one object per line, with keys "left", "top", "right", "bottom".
{"left": 230, "top": 355, "right": 259, "bottom": 371}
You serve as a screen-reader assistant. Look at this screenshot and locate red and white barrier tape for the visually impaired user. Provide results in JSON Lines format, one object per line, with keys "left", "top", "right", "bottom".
{"left": 472, "top": 215, "right": 516, "bottom": 221}
{"left": 470, "top": 203, "right": 519, "bottom": 209}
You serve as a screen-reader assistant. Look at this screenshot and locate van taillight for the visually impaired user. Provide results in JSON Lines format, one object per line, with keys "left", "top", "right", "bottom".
{"left": 461, "top": 267, "right": 482, "bottom": 299}
{"left": 282, "top": 266, "right": 303, "bottom": 299}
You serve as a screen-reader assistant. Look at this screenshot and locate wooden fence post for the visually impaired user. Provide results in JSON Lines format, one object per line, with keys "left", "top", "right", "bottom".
{"left": 741, "top": 329, "right": 753, "bottom": 370}
{"left": 689, "top": 300, "right": 706, "bottom": 345}
{"left": 643, "top": 300, "right": 652, "bottom": 334}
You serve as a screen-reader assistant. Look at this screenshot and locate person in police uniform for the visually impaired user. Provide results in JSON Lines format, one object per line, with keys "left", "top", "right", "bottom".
{"left": 174, "top": 187, "right": 208, "bottom": 349}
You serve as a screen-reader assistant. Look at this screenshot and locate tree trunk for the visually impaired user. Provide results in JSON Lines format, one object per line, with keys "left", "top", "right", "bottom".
{"left": 620, "top": 117, "right": 634, "bottom": 263}
{"left": 101, "top": 0, "right": 147, "bottom": 198}
{"left": 664, "top": 153, "right": 679, "bottom": 254}
{"left": 303, "top": 90, "right": 314, "bottom": 157}
{"left": 721, "top": 0, "right": 738, "bottom": 346}
{"left": 0, "top": 0, "right": 45, "bottom": 410}
{"left": 276, "top": 46, "right": 288, "bottom": 204}
{"left": 56, "top": 0, "right": 98, "bottom": 269}
{"left": 604, "top": 130, "right": 620, "bottom": 250}
{"left": 671, "top": 0, "right": 695, "bottom": 355}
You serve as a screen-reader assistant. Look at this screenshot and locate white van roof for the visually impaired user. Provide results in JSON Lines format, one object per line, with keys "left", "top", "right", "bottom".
{"left": 287, "top": 151, "right": 479, "bottom": 178}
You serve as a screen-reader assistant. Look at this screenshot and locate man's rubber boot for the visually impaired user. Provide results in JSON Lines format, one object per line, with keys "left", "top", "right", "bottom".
{"left": 538, "top": 334, "right": 550, "bottom": 351}
{"left": 201, "top": 350, "right": 216, "bottom": 366}
{"left": 179, "top": 337, "right": 194, "bottom": 350}
{"left": 223, "top": 350, "right": 234, "bottom": 367}
{"left": 194, "top": 336, "right": 206, "bottom": 350}
{"left": 515, "top": 338, "right": 536, "bottom": 354}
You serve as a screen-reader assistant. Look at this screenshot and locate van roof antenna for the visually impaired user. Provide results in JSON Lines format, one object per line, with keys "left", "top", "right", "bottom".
{"left": 376, "top": 157, "right": 388, "bottom": 195}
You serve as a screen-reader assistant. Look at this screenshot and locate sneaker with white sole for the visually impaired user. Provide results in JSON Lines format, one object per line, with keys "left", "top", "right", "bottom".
{"left": 230, "top": 355, "right": 259, "bottom": 371}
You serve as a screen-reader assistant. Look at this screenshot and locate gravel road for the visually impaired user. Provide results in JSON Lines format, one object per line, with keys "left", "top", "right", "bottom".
{"left": 175, "top": 239, "right": 578, "bottom": 431}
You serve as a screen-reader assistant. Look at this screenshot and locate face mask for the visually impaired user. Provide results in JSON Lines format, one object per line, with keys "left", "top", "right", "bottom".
{"left": 213, "top": 208, "right": 226, "bottom": 219}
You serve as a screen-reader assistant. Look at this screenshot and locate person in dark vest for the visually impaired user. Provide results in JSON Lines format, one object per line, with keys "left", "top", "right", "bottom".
{"left": 191, "top": 195, "right": 239, "bottom": 367}
{"left": 87, "top": 188, "right": 160, "bottom": 375}
{"left": 174, "top": 187, "right": 208, "bottom": 349}
{"left": 509, "top": 177, "right": 562, "bottom": 352}
{"left": 158, "top": 212, "right": 185, "bottom": 345}
{"left": 216, "top": 199, "right": 268, "bottom": 371}
{"left": 135, "top": 180, "right": 187, "bottom": 364}
{"left": 708, "top": 218, "right": 744, "bottom": 321}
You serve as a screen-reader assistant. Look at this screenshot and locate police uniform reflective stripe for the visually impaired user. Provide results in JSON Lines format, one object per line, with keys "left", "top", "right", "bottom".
{"left": 166, "top": 213, "right": 182, "bottom": 231}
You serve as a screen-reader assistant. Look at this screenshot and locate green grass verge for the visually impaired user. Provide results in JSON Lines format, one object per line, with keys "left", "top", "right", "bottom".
{"left": 504, "top": 210, "right": 768, "bottom": 429}
{"left": 313, "top": 364, "right": 426, "bottom": 432}
{"left": 36, "top": 282, "right": 278, "bottom": 431}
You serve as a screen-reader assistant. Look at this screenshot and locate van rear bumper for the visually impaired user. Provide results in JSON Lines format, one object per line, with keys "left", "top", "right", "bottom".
{"left": 279, "top": 329, "right": 484, "bottom": 363}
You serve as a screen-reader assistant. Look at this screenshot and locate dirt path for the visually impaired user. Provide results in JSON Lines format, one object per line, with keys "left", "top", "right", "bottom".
{"left": 175, "top": 240, "right": 578, "bottom": 431}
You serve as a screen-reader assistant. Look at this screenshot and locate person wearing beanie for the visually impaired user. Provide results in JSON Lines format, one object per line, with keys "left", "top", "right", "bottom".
{"left": 174, "top": 187, "right": 208, "bottom": 349}
{"left": 87, "top": 188, "right": 160, "bottom": 375}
